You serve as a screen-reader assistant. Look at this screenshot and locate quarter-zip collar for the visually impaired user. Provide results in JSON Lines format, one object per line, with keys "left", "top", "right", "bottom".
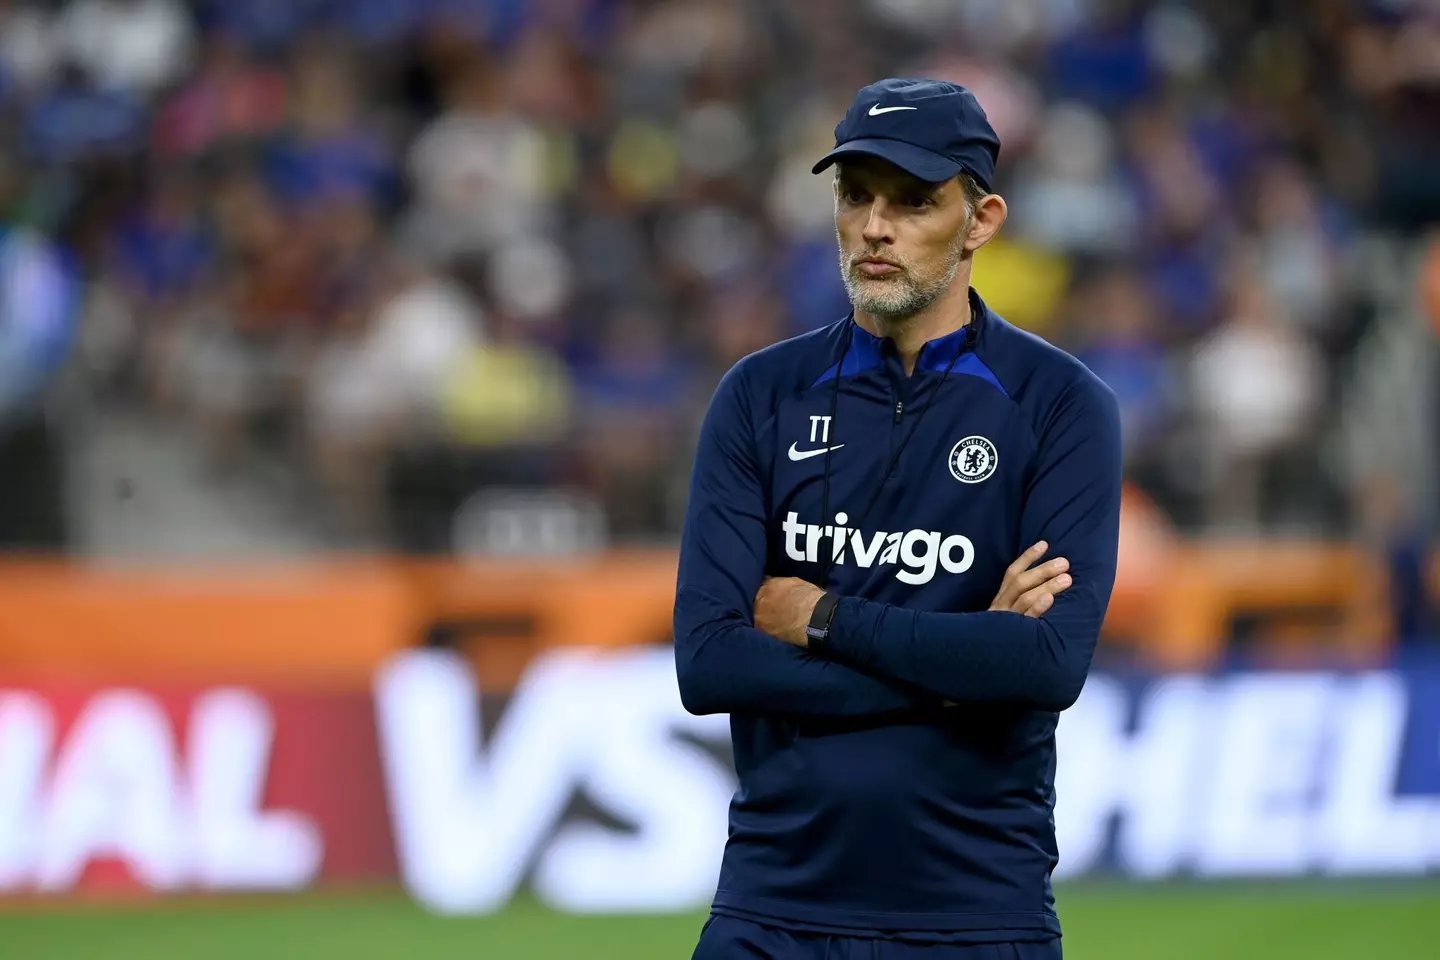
{"left": 847, "top": 287, "right": 988, "bottom": 375}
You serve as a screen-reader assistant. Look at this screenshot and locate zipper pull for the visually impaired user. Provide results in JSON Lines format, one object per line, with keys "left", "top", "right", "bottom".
{"left": 894, "top": 400, "right": 904, "bottom": 423}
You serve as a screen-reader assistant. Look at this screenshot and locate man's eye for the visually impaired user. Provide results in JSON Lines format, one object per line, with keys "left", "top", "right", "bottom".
{"left": 904, "top": 196, "right": 930, "bottom": 208}
{"left": 842, "top": 189, "right": 868, "bottom": 204}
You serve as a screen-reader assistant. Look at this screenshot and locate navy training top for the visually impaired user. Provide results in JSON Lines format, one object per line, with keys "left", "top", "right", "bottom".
{"left": 673, "top": 289, "right": 1123, "bottom": 943}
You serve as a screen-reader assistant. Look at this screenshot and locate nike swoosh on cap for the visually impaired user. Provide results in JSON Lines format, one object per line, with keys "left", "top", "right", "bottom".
{"left": 788, "top": 442, "right": 845, "bottom": 461}
{"left": 868, "top": 104, "right": 918, "bottom": 116}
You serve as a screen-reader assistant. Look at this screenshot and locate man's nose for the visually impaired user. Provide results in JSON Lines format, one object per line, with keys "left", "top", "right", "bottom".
{"left": 861, "top": 199, "right": 895, "bottom": 244}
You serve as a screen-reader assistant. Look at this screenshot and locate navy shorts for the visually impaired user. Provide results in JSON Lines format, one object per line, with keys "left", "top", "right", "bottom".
{"left": 692, "top": 916, "right": 1063, "bottom": 960}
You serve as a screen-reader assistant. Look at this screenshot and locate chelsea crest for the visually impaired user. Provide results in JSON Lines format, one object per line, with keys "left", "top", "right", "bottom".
{"left": 948, "top": 436, "right": 998, "bottom": 484}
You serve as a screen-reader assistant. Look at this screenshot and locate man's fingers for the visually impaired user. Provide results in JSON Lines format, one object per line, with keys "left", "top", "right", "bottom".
{"left": 1023, "top": 591, "right": 1055, "bottom": 618}
{"left": 992, "top": 545, "right": 1070, "bottom": 615}
{"left": 1004, "top": 541, "right": 1048, "bottom": 581}
{"left": 995, "top": 542, "right": 1049, "bottom": 606}
{"left": 1009, "top": 557, "right": 1070, "bottom": 596}
{"left": 1015, "top": 577, "right": 1068, "bottom": 612}
{"left": 1016, "top": 573, "right": 1071, "bottom": 615}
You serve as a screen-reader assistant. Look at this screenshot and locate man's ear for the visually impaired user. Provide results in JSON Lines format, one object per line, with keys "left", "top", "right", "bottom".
{"left": 965, "top": 194, "right": 1008, "bottom": 252}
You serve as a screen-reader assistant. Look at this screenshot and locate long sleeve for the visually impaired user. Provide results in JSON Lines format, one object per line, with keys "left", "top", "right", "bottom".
{"left": 673, "top": 362, "right": 931, "bottom": 718}
{"left": 821, "top": 377, "right": 1123, "bottom": 711}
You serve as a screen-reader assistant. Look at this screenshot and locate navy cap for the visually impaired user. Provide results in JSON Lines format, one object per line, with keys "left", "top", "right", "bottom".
{"left": 812, "top": 78, "right": 1001, "bottom": 192}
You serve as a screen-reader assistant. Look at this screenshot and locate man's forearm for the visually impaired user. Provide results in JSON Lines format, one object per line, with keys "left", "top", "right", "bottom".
{"left": 822, "top": 596, "right": 1095, "bottom": 711}
{"left": 674, "top": 587, "right": 932, "bottom": 717}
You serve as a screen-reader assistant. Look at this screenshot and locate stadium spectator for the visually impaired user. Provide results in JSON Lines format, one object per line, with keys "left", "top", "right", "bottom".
{"left": 0, "top": 0, "right": 1428, "bottom": 567}
{"left": 1190, "top": 262, "right": 1325, "bottom": 532}
{"left": 0, "top": 162, "right": 81, "bottom": 549}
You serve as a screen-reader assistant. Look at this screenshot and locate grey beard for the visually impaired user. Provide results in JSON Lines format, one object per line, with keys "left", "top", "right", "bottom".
{"left": 838, "top": 235, "right": 965, "bottom": 323}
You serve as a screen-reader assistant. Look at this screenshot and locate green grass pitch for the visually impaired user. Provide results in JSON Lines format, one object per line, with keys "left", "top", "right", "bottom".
{"left": 0, "top": 883, "right": 1435, "bottom": 959}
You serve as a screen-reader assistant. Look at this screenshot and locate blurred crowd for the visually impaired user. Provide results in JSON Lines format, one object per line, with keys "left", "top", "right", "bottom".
{"left": 0, "top": 0, "right": 1437, "bottom": 562}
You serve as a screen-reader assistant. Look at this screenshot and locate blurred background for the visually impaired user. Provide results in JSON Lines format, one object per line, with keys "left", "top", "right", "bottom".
{"left": 0, "top": 0, "right": 1436, "bottom": 957}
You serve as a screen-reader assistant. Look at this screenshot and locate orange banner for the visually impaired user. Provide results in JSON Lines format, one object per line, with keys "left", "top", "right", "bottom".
{"left": 0, "top": 533, "right": 1397, "bottom": 686}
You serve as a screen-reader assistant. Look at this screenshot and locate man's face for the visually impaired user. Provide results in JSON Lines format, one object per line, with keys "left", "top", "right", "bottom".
{"left": 833, "top": 157, "right": 973, "bottom": 321}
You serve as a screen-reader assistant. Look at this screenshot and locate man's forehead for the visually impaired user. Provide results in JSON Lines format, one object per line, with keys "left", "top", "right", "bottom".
{"left": 835, "top": 156, "right": 950, "bottom": 192}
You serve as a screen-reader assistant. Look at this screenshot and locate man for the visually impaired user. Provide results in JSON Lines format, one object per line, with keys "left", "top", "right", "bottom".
{"left": 672, "top": 77, "right": 1123, "bottom": 959}
{"left": 0, "top": 217, "right": 77, "bottom": 549}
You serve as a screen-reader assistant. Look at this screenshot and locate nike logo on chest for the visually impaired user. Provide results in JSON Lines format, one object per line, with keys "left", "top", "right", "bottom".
{"left": 788, "top": 442, "right": 845, "bottom": 461}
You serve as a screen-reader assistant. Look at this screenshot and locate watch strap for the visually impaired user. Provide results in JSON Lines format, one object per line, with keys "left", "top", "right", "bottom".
{"left": 805, "top": 591, "right": 842, "bottom": 652}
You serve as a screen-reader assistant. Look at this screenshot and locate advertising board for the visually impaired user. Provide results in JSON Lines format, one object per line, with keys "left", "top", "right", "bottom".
{"left": 3, "top": 648, "right": 1438, "bottom": 911}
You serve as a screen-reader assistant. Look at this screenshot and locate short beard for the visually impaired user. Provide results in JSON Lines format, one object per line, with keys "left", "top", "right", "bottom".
{"left": 838, "top": 227, "right": 968, "bottom": 326}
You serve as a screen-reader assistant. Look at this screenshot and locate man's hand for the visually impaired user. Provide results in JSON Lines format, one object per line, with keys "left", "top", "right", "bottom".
{"left": 755, "top": 541, "right": 1068, "bottom": 649}
{"left": 754, "top": 576, "right": 825, "bottom": 647}
{"left": 990, "top": 541, "right": 1071, "bottom": 617}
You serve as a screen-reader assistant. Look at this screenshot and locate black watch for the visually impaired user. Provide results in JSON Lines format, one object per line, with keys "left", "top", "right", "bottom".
{"left": 805, "top": 591, "right": 841, "bottom": 653}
